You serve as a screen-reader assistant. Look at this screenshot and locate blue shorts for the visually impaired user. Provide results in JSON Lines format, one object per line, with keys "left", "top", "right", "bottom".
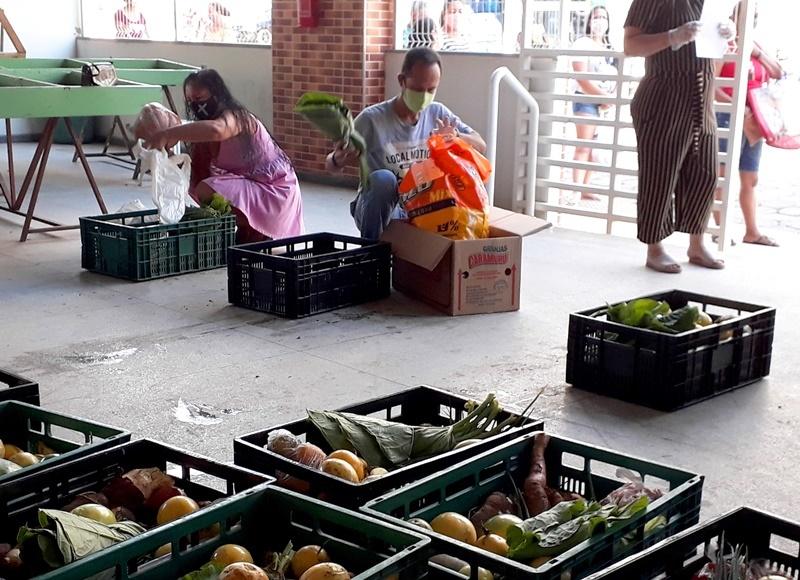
{"left": 716, "top": 112, "right": 763, "bottom": 173}
{"left": 573, "top": 101, "right": 601, "bottom": 117}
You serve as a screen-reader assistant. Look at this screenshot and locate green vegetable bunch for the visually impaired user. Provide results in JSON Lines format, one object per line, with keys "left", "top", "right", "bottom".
{"left": 605, "top": 298, "right": 699, "bottom": 334}
{"left": 294, "top": 92, "right": 370, "bottom": 188}
{"left": 181, "top": 193, "right": 233, "bottom": 221}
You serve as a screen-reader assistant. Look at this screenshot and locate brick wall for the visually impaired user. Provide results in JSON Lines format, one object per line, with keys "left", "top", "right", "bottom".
{"left": 272, "top": 0, "right": 395, "bottom": 179}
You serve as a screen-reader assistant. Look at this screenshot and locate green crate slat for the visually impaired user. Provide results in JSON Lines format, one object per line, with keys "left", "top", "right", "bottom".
{"left": 363, "top": 431, "right": 704, "bottom": 580}
{"left": 0, "top": 401, "right": 130, "bottom": 486}
{"left": 0, "top": 368, "right": 39, "bottom": 405}
{"left": 80, "top": 210, "right": 236, "bottom": 281}
{"left": 35, "top": 484, "right": 430, "bottom": 580}
{"left": 234, "top": 385, "right": 545, "bottom": 507}
{"left": 585, "top": 507, "right": 800, "bottom": 579}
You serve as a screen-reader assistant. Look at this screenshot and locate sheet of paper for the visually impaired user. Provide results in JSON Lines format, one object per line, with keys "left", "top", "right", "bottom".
{"left": 695, "top": 0, "right": 739, "bottom": 59}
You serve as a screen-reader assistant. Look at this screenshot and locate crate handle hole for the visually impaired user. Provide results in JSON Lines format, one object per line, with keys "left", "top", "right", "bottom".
{"left": 770, "top": 534, "right": 800, "bottom": 559}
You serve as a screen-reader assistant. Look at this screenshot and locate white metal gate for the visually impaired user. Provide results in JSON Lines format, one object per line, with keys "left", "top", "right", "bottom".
{"left": 513, "top": 0, "right": 756, "bottom": 249}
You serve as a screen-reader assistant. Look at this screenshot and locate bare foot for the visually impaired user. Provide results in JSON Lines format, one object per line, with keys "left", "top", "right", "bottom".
{"left": 581, "top": 193, "right": 602, "bottom": 201}
{"left": 646, "top": 248, "right": 682, "bottom": 274}
{"left": 687, "top": 247, "right": 725, "bottom": 269}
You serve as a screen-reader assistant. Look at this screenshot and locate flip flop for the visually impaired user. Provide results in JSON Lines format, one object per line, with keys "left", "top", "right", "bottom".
{"left": 688, "top": 256, "right": 725, "bottom": 270}
{"left": 743, "top": 235, "right": 779, "bottom": 247}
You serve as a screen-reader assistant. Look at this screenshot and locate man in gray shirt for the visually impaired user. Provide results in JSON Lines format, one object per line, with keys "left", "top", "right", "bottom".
{"left": 326, "top": 48, "right": 487, "bottom": 239}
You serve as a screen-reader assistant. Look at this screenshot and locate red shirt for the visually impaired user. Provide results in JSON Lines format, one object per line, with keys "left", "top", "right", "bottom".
{"left": 720, "top": 55, "right": 769, "bottom": 98}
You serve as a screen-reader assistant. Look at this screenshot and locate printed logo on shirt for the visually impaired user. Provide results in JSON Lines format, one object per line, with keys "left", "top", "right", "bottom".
{"left": 383, "top": 140, "right": 430, "bottom": 178}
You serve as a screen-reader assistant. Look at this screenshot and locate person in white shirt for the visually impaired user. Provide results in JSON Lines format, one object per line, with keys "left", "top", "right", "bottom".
{"left": 570, "top": 4, "right": 617, "bottom": 200}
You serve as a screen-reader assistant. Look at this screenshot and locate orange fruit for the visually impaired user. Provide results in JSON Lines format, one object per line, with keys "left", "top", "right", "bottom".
{"left": 327, "top": 450, "right": 365, "bottom": 481}
{"left": 211, "top": 544, "right": 254, "bottom": 567}
{"left": 321, "top": 458, "right": 359, "bottom": 483}
{"left": 156, "top": 496, "right": 199, "bottom": 525}
{"left": 431, "top": 512, "right": 478, "bottom": 545}
{"left": 291, "top": 545, "right": 330, "bottom": 577}
{"left": 476, "top": 533, "right": 508, "bottom": 556}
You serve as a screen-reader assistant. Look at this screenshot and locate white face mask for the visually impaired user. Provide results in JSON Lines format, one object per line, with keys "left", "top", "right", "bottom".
{"left": 590, "top": 16, "right": 608, "bottom": 36}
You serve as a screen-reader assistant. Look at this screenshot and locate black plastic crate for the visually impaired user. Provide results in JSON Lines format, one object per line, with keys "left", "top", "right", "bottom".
{"left": 234, "top": 385, "right": 544, "bottom": 507}
{"left": 566, "top": 290, "right": 775, "bottom": 411}
{"left": 364, "top": 431, "right": 704, "bottom": 580}
{"left": 0, "top": 439, "right": 271, "bottom": 541}
{"left": 585, "top": 507, "right": 800, "bottom": 579}
{"left": 80, "top": 209, "right": 236, "bottom": 281}
{"left": 0, "top": 368, "right": 39, "bottom": 405}
{"left": 227, "top": 232, "right": 391, "bottom": 318}
{"left": 44, "top": 485, "right": 431, "bottom": 580}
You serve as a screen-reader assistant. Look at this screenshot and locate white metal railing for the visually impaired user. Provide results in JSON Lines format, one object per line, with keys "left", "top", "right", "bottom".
{"left": 487, "top": 67, "right": 540, "bottom": 215}
{"left": 511, "top": 24, "right": 753, "bottom": 248}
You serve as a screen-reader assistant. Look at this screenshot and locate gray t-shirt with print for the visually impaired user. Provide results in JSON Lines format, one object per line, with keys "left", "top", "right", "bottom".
{"left": 354, "top": 99, "right": 475, "bottom": 181}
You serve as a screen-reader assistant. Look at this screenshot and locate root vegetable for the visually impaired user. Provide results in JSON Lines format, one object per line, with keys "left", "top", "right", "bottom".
{"left": 523, "top": 433, "right": 550, "bottom": 517}
{"left": 287, "top": 443, "right": 326, "bottom": 470}
{"left": 470, "top": 492, "right": 517, "bottom": 534}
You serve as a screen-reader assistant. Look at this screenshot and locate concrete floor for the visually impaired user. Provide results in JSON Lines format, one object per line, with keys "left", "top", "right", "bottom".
{"left": 1, "top": 143, "right": 798, "bottom": 523}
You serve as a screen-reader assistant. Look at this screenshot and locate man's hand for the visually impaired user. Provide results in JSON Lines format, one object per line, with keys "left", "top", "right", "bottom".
{"left": 432, "top": 117, "right": 459, "bottom": 140}
{"left": 330, "top": 141, "right": 360, "bottom": 168}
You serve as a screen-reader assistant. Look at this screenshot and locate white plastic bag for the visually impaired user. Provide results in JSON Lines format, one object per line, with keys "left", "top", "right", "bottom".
{"left": 136, "top": 147, "right": 192, "bottom": 224}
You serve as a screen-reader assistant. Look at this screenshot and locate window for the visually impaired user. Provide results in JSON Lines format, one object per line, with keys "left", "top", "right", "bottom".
{"left": 395, "top": 0, "right": 523, "bottom": 53}
{"left": 80, "top": 0, "right": 272, "bottom": 45}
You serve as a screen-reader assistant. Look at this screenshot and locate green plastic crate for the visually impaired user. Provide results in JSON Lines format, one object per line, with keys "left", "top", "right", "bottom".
{"left": 585, "top": 507, "right": 800, "bottom": 579}
{"left": 363, "top": 431, "right": 704, "bottom": 580}
{"left": 0, "top": 368, "right": 39, "bottom": 405}
{"left": 0, "top": 401, "right": 130, "bottom": 486}
{"left": 80, "top": 209, "right": 236, "bottom": 281}
{"left": 0, "top": 439, "right": 270, "bottom": 540}
{"left": 37, "top": 484, "right": 431, "bottom": 580}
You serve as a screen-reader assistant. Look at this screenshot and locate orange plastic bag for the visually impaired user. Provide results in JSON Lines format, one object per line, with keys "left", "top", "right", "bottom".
{"left": 398, "top": 134, "right": 492, "bottom": 240}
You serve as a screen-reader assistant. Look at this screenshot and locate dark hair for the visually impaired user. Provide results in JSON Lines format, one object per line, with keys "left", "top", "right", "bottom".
{"left": 184, "top": 68, "right": 257, "bottom": 134}
{"left": 401, "top": 47, "right": 442, "bottom": 75}
{"left": 584, "top": 5, "right": 611, "bottom": 50}
{"left": 440, "top": 0, "right": 463, "bottom": 28}
{"left": 407, "top": 18, "right": 438, "bottom": 49}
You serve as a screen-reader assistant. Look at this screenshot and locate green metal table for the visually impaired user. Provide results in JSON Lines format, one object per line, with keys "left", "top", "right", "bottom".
{"left": 0, "top": 58, "right": 198, "bottom": 241}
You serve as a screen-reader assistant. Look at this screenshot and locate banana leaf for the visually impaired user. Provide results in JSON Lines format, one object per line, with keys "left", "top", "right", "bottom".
{"left": 294, "top": 92, "right": 371, "bottom": 188}
{"left": 307, "top": 410, "right": 419, "bottom": 468}
{"left": 17, "top": 509, "right": 146, "bottom": 569}
{"left": 506, "top": 495, "right": 650, "bottom": 560}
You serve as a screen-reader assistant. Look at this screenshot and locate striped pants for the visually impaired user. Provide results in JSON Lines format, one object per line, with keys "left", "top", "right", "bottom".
{"left": 634, "top": 116, "right": 718, "bottom": 245}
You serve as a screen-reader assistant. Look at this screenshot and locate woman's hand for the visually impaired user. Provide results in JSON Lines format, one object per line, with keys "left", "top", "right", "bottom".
{"left": 668, "top": 21, "right": 701, "bottom": 50}
{"left": 144, "top": 130, "right": 169, "bottom": 151}
{"left": 432, "top": 117, "right": 459, "bottom": 140}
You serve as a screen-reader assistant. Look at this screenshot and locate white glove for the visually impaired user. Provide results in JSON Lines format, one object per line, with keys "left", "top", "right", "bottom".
{"left": 718, "top": 19, "right": 736, "bottom": 40}
{"left": 668, "top": 21, "right": 702, "bottom": 51}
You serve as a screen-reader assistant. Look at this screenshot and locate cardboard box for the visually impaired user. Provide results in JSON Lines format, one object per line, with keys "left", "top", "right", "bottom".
{"left": 381, "top": 207, "right": 551, "bottom": 315}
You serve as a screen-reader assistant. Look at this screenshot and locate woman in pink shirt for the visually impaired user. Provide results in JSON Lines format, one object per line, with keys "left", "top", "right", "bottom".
{"left": 145, "top": 70, "right": 305, "bottom": 243}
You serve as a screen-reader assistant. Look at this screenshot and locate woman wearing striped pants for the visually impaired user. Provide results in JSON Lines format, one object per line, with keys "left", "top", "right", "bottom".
{"left": 624, "top": 0, "right": 734, "bottom": 273}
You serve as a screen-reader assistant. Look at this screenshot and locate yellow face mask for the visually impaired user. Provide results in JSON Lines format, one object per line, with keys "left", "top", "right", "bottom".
{"left": 402, "top": 88, "right": 436, "bottom": 113}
